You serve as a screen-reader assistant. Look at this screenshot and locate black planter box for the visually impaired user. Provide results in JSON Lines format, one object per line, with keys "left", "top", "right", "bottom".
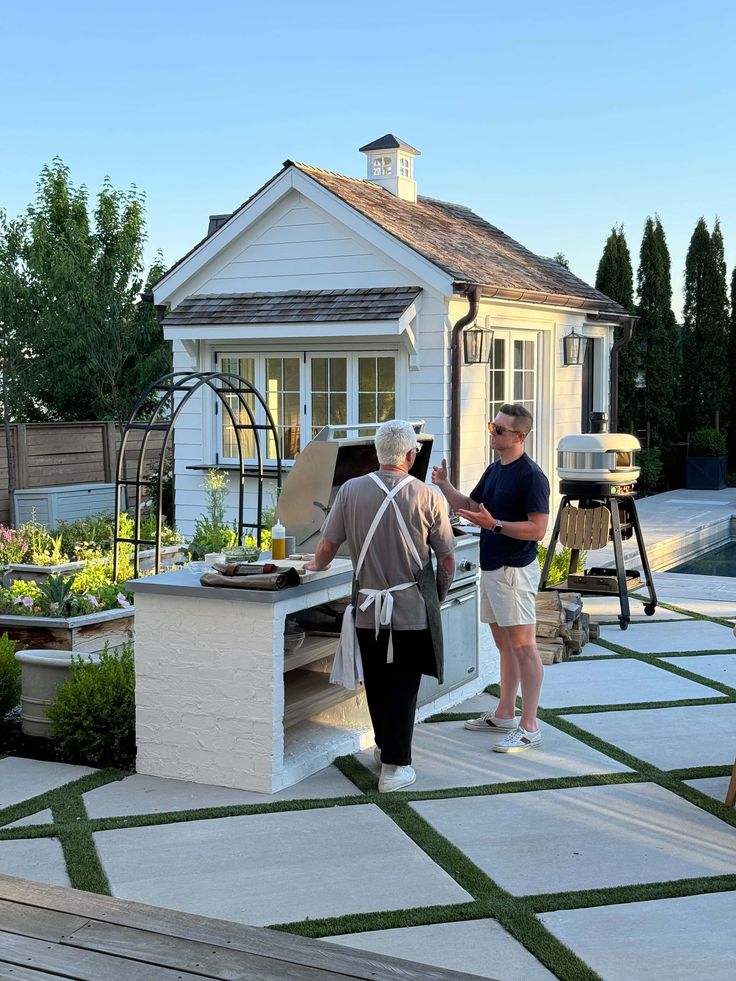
{"left": 685, "top": 455, "right": 728, "bottom": 490}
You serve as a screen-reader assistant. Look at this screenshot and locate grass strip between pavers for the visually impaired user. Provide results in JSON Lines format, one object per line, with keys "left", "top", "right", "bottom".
{"left": 2, "top": 600, "right": 736, "bottom": 981}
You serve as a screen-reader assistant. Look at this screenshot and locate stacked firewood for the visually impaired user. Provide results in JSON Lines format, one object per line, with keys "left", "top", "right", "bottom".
{"left": 534, "top": 591, "right": 599, "bottom": 664}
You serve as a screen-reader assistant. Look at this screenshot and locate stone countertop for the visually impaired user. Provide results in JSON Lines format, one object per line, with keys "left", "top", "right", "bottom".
{"left": 127, "top": 563, "right": 354, "bottom": 605}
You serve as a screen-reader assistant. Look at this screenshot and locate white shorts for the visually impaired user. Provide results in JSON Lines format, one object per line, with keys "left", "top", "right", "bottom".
{"left": 479, "top": 561, "right": 540, "bottom": 627}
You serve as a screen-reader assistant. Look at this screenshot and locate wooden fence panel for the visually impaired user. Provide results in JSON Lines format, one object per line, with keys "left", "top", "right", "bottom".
{"left": 0, "top": 423, "right": 169, "bottom": 526}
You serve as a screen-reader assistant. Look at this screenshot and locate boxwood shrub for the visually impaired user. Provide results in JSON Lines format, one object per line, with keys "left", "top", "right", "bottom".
{"left": 47, "top": 642, "right": 135, "bottom": 768}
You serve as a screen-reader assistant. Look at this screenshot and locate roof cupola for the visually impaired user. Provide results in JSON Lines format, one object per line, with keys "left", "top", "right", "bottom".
{"left": 358, "top": 134, "right": 420, "bottom": 202}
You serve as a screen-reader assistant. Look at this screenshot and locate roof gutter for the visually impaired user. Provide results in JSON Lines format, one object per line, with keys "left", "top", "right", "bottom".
{"left": 450, "top": 285, "right": 481, "bottom": 488}
{"left": 608, "top": 315, "right": 636, "bottom": 431}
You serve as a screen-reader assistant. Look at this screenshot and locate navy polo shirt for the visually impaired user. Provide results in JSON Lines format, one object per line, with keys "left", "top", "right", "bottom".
{"left": 469, "top": 454, "right": 550, "bottom": 571}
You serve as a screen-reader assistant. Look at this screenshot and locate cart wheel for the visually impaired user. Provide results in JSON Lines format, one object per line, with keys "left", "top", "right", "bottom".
{"left": 644, "top": 603, "right": 656, "bottom": 617}
{"left": 618, "top": 616, "right": 629, "bottom": 631}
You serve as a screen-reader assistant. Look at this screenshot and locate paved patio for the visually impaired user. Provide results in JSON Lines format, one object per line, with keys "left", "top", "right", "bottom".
{"left": 1, "top": 489, "right": 735, "bottom": 980}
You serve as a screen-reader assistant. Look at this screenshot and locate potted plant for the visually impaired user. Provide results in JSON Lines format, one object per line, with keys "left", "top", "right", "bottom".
{"left": 686, "top": 428, "right": 728, "bottom": 490}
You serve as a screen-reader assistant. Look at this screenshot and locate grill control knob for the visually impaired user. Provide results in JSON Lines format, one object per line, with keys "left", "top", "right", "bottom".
{"left": 458, "top": 560, "right": 476, "bottom": 572}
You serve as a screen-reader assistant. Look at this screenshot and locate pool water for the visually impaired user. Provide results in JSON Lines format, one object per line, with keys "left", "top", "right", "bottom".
{"left": 669, "top": 542, "right": 736, "bottom": 577}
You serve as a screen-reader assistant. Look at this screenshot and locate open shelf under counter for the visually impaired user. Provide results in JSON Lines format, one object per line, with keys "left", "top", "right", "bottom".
{"left": 283, "top": 632, "right": 338, "bottom": 672}
{"left": 284, "top": 668, "right": 360, "bottom": 729}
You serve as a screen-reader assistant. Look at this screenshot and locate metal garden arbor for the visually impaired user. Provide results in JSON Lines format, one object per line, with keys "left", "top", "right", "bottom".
{"left": 113, "top": 370, "right": 282, "bottom": 579}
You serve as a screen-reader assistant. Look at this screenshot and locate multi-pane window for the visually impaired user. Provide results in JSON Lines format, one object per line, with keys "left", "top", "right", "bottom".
{"left": 266, "top": 357, "right": 301, "bottom": 459}
{"left": 488, "top": 334, "right": 538, "bottom": 460}
{"left": 219, "top": 355, "right": 301, "bottom": 462}
{"left": 372, "top": 155, "right": 393, "bottom": 176}
{"left": 311, "top": 357, "right": 347, "bottom": 437}
{"left": 399, "top": 156, "right": 411, "bottom": 178}
{"left": 219, "top": 353, "right": 396, "bottom": 462}
{"left": 220, "top": 356, "right": 256, "bottom": 459}
{"left": 358, "top": 356, "right": 396, "bottom": 435}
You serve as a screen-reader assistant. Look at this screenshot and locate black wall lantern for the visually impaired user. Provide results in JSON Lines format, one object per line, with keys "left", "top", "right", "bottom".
{"left": 562, "top": 327, "right": 588, "bottom": 366}
{"left": 463, "top": 318, "right": 494, "bottom": 365}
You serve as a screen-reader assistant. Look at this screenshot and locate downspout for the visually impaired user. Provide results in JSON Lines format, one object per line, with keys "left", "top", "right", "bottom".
{"left": 609, "top": 315, "right": 634, "bottom": 431}
{"left": 450, "top": 285, "right": 481, "bottom": 488}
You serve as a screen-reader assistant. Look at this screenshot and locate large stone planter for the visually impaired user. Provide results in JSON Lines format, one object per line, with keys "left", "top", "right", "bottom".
{"left": 15, "top": 648, "right": 101, "bottom": 738}
{"left": 0, "top": 607, "right": 134, "bottom": 654}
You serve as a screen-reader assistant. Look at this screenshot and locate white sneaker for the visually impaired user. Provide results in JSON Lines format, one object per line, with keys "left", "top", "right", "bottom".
{"left": 464, "top": 712, "right": 517, "bottom": 732}
{"left": 492, "top": 725, "right": 542, "bottom": 753}
{"left": 378, "top": 765, "right": 416, "bottom": 793}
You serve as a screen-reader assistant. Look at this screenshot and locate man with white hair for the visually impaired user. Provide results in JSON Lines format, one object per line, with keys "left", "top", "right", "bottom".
{"left": 305, "top": 419, "right": 456, "bottom": 792}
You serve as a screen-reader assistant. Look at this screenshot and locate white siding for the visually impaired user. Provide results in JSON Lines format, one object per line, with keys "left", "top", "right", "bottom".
{"left": 166, "top": 191, "right": 419, "bottom": 311}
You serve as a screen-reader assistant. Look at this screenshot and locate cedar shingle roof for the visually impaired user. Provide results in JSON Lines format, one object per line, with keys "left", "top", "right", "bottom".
{"left": 290, "top": 162, "right": 624, "bottom": 313}
{"left": 162, "top": 287, "right": 422, "bottom": 326}
{"left": 156, "top": 160, "right": 625, "bottom": 316}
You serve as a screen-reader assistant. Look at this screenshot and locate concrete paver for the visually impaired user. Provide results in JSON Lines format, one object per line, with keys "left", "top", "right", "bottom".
{"left": 328, "top": 919, "right": 556, "bottom": 980}
{"left": 411, "top": 783, "right": 736, "bottom": 895}
{"left": 357, "top": 719, "right": 629, "bottom": 790}
{"left": 539, "top": 891, "right": 736, "bottom": 981}
{"left": 684, "top": 776, "right": 733, "bottom": 803}
{"left": 561, "top": 703, "right": 736, "bottom": 769}
{"left": 658, "top": 652, "right": 736, "bottom": 688}
{"left": 600, "top": 619, "right": 736, "bottom": 653}
{"left": 582, "top": 594, "right": 689, "bottom": 623}
{"left": 537, "top": 657, "right": 721, "bottom": 708}
{"left": 574, "top": 642, "right": 619, "bottom": 657}
{"left": 83, "top": 766, "right": 361, "bottom": 818}
{"left": 93, "top": 803, "right": 471, "bottom": 926}
{"left": 6, "top": 808, "right": 54, "bottom": 828}
{"left": 0, "top": 837, "right": 70, "bottom": 886}
{"left": 0, "top": 757, "right": 94, "bottom": 812}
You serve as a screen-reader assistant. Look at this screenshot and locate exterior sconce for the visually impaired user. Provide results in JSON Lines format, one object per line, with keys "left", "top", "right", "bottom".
{"left": 463, "top": 318, "right": 494, "bottom": 365}
{"left": 562, "top": 327, "right": 588, "bottom": 366}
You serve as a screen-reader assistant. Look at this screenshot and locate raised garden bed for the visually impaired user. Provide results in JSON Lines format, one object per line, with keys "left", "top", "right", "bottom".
{"left": 0, "top": 606, "right": 134, "bottom": 654}
{"left": 4, "top": 544, "right": 186, "bottom": 585}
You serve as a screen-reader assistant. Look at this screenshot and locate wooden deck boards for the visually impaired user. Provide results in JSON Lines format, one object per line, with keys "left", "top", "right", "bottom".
{"left": 0, "top": 875, "right": 491, "bottom": 981}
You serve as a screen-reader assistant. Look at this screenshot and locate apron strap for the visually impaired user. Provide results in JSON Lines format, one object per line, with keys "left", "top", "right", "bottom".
{"left": 354, "top": 473, "right": 415, "bottom": 576}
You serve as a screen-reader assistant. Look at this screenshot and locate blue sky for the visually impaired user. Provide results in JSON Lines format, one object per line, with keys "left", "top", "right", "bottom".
{"left": 2, "top": 0, "right": 734, "bottom": 318}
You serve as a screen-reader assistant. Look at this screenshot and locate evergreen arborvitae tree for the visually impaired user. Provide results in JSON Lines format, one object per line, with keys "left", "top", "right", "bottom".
{"left": 729, "top": 265, "right": 736, "bottom": 448}
{"left": 596, "top": 225, "right": 637, "bottom": 431}
{"left": 682, "top": 218, "right": 730, "bottom": 428}
{"left": 637, "top": 216, "right": 680, "bottom": 449}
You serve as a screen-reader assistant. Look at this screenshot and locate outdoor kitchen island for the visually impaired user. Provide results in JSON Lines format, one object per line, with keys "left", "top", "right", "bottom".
{"left": 129, "top": 532, "right": 486, "bottom": 794}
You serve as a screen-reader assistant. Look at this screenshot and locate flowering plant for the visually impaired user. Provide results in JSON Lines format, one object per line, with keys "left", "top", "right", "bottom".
{"left": 0, "top": 525, "right": 29, "bottom": 566}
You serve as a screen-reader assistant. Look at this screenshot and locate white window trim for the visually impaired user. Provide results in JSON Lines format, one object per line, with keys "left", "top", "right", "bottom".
{"left": 213, "top": 346, "right": 404, "bottom": 464}
{"left": 487, "top": 329, "right": 542, "bottom": 467}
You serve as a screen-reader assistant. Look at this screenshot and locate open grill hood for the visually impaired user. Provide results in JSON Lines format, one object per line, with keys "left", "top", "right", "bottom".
{"left": 277, "top": 423, "right": 433, "bottom": 553}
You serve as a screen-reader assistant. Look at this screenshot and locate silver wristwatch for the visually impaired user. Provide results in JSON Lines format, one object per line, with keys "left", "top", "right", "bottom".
{"left": 492, "top": 520, "right": 504, "bottom": 535}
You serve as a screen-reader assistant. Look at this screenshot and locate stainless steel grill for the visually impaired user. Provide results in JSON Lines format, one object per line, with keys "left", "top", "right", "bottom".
{"left": 279, "top": 421, "right": 480, "bottom": 700}
{"left": 277, "top": 422, "right": 433, "bottom": 553}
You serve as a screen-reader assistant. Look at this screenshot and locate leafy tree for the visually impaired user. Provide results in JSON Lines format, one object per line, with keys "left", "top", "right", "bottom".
{"left": 26, "top": 160, "right": 169, "bottom": 427}
{"left": 0, "top": 213, "right": 39, "bottom": 510}
{"left": 682, "top": 218, "right": 730, "bottom": 428}
{"left": 553, "top": 252, "right": 570, "bottom": 268}
{"left": 596, "top": 225, "right": 637, "bottom": 431}
{"left": 637, "top": 216, "right": 680, "bottom": 450}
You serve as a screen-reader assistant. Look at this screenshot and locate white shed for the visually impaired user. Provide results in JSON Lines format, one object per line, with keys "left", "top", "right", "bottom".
{"left": 152, "top": 134, "right": 629, "bottom": 534}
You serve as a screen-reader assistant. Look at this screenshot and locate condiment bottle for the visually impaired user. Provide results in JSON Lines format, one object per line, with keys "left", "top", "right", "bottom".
{"left": 271, "top": 517, "right": 286, "bottom": 560}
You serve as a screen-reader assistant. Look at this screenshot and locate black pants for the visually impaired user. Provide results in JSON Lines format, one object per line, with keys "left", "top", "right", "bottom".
{"left": 356, "top": 627, "right": 434, "bottom": 766}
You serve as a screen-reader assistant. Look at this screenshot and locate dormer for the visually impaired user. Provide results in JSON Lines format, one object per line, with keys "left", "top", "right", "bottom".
{"left": 359, "top": 134, "right": 421, "bottom": 203}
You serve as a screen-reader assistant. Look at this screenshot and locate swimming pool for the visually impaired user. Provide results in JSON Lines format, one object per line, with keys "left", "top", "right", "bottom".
{"left": 669, "top": 541, "right": 736, "bottom": 576}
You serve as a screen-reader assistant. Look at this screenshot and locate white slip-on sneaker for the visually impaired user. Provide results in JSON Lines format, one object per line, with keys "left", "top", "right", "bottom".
{"left": 378, "top": 765, "right": 416, "bottom": 793}
{"left": 492, "top": 725, "right": 542, "bottom": 753}
{"left": 464, "top": 712, "right": 517, "bottom": 732}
